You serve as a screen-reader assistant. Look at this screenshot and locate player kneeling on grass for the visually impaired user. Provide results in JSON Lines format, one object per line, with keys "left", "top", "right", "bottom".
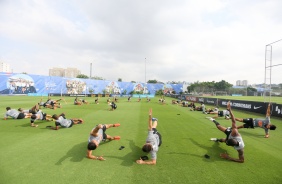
{"left": 87, "top": 123, "right": 120, "bottom": 160}
{"left": 49, "top": 113, "right": 83, "bottom": 130}
{"left": 136, "top": 108, "right": 162, "bottom": 165}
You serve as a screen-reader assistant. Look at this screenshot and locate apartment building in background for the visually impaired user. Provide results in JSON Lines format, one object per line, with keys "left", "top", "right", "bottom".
{"left": 236, "top": 80, "right": 248, "bottom": 86}
{"left": 49, "top": 67, "right": 81, "bottom": 78}
{"left": 0, "top": 62, "right": 11, "bottom": 72}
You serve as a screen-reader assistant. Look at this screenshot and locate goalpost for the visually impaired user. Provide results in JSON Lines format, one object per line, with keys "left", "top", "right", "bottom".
{"left": 215, "top": 91, "right": 227, "bottom": 96}
{"left": 264, "top": 39, "right": 282, "bottom": 103}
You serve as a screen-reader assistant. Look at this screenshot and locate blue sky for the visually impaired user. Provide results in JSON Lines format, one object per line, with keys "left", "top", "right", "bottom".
{"left": 0, "top": 0, "right": 282, "bottom": 85}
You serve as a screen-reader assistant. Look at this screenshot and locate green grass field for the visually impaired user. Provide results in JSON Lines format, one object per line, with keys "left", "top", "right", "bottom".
{"left": 0, "top": 96, "right": 281, "bottom": 184}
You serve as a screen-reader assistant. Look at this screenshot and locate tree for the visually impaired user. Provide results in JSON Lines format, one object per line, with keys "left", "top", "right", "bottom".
{"left": 169, "top": 81, "right": 181, "bottom": 84}
{"left": 147, "top": 79, "right": 158, "bottom": 84}
{"left": 187, "top": 80, "right": 232, "bottom": 94}
{"left": 214, "top": 80, "right": 233, "bottom": 91}
{"left": 187, "top": 81, "right": 200, "bottom": 93}
{"left": 122, "top": 89, "right": 127, "bottom": 95}
{"left": 129, "top": 91, "right": 134, "bottom": 95}
{"left": 77, "top": 74, "right": 89, "bottom": 79}
{"left": 89, "top": 88, "right": 94, "bottom": 94}
{"left": 247, "top": 87, "right": 257, "bottom": 92}
{"left": 155, "top": 89, "right": 164, "bottom": 96}
{"left": 91, "top": 76, "right": 105, "bottom": 80}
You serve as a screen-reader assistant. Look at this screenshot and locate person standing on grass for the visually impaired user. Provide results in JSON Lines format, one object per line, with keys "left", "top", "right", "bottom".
{"left": 208, "top": 101, "right": 245, "bottom": 163}
{"left": 50, "top": 113, "right": 83, "bottom": 130}
{"left": 30, "top": 110, "right": 53, "bottom": 127}
{"left": 4, "top": 107, "right": 30, "bottom": 120}
{"left": 235, "top": 103, "right": 276, "bottom": 138}
{"left": 136, "top": 108, "right": 162, "bottom": 165}
{"left": 87, "top": 123, "right": 121, "bottom": 160}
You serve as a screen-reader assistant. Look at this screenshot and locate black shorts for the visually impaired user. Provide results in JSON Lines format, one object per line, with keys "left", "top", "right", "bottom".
{"left": 29, "top": 110, "right": 37, "bottom": 114}
{"left": 55, "top": 120, "right": 74, "bottom": 128}
{"left": 42, "top": 113, "right": 47, "bottom": 120}
{"left": 68, "top": 120, "right": 74, "bottom": 128}
{"left": 242, "top": 118, "right": 254, "bottom": 128}
{"left": 96, "top": 124, "right": 107, "bottom": 140}
{"left": 17, "top": 113, "right": 25, "bottom": 119}
{"left": 218, "top": 111, "right": 223, "bottom": 117}
{"left": 152, "top": 128, "right": 162, "bottom": 147}
{"left": 224, "top": 127, "right": 232, "bottom": 140}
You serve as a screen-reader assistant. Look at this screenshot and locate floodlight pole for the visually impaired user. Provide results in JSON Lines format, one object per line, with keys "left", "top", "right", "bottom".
{"left": 90, "top": 62, "right": 92, "bottom": 78}
{"left": 264, "top": 38, "right": 282, "bottom": 102}
{"left": 145, "top": 58, "right": 147, "bottom": 83}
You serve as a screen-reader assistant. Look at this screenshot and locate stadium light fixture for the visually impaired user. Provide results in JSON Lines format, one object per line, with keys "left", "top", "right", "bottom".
{"left": 145, "top": 58, "right": 147, "bottom": 84}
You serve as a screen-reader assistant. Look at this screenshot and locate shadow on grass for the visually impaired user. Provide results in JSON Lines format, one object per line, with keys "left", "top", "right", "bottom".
{"left": 15, "top": 120, "right": 54, "bottom": 128}
{"left": 15, "top": 123, "right": 30, "bottom": 127}
{"left": 107, "top": 139, "right": 142, "bottom": 167}
{"left": 190, "top": 138, "right": 228, "bottom": 162}
{"left": 55, "top": 141, "right": 112, "bottom": 165}
{"left": 55, "top": 142, "right": 86, "bottom": 165}
{"left": 238, "top": 129, "right": 265, "bottom": 138}
{"left": 168, "top": 138, "right": 228, "bottom": 162}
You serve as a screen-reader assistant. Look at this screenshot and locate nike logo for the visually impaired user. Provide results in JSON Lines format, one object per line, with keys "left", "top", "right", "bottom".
{"left": 254, "top": 106, "right": 262, "bottom": 110}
